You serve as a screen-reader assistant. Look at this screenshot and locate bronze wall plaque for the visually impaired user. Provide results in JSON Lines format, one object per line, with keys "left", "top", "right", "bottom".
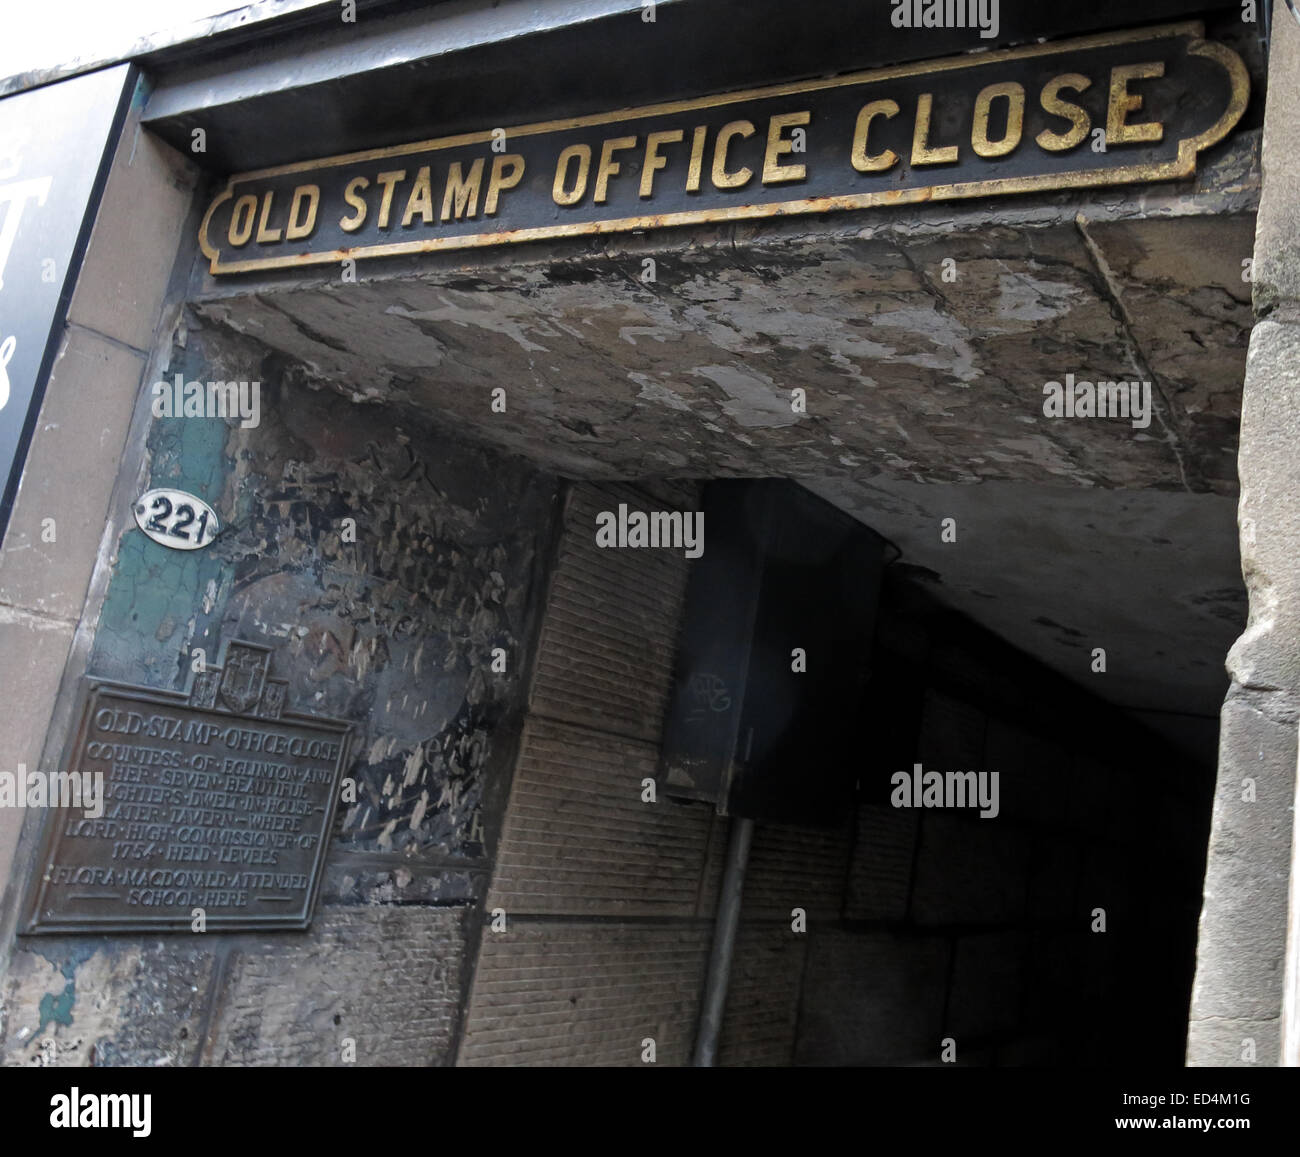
{"left": 197, "top": 22, "right": 1248, "bottom": 276}
{"left": 23, "top": 641, "right": 352, "bottom": 934}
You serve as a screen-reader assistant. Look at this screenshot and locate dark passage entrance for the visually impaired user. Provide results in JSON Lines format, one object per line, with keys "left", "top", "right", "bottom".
{"left": 657, "top": 478, "right": 1211, "bottom": 1066}
{"left": 180, "top": 194, "right": 1248, "bottom": 1067}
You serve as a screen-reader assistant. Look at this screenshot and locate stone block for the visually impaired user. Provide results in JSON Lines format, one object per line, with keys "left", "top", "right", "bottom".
{"left": 458, "top": 921, "right": 709, "bottom": 1066}
{"left": 488, "top": 718, "right": 714, "bottom": 918}
{"left": 68, "top": 130, "right": 197, "bottom": 352}
{"left": 1251, "top": 2, "right": 1300, "bottom": 313}
{"left": 1191, "top": 693, "right": 1294, "bottom": 1021}
{"left": 1186, "top": 1015, "right": 1280, "bottom": 1067}
{"left": 205, "top": 905, "right": 468, "bottom": 1066}
{"left": 0, "top": 329, "right": 144, "bottom": 621}
{"left": 1228, "top": 320, "right": 1300, "bottom": 694}
{"left": 1, "top": 936, "right": 216, "bottom": 1066}
{"left": 794, "top": 929, "right": 949, "bottom": 1065}
{"left": 0, "top": 610, "right": 75, "bottom": 903}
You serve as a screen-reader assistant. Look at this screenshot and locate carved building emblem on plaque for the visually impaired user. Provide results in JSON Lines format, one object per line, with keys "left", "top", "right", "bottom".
{"left": 219, "top": 644, "right": 268, "bottom": 714}
{"left": 22, "top": 639, "right": 352, "bottom": 935}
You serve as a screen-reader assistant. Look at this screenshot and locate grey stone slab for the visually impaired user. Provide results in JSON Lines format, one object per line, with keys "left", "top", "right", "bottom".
{"left": 1227, "top": 320, "right": 1300, "bottom": 694}
{"left": 67, "top": 131, "right": 198, "bottom": 352}
{"left": 1, "top": 937, "right": 216, "bottom": 1066}
{"left": 1251, "top": 2, "right": 1300, "bottom": 313}
{"left": 207, "top": 906, "right": 468, "bottom": 1066}
{"left": 1191, "top": 694, "right": 1294, "bottom": 1021}
{"left": 459, "top": 921, "right": 709, "bottom": 1066}
{"left": 1186, "top": 1015, "right": 1280, "bottom": 1068}
{"left": 0, "top": 328, "right": 144, "bottom": 621}
{"left": 0, "top": 609, "right": 74, "bottom": 903}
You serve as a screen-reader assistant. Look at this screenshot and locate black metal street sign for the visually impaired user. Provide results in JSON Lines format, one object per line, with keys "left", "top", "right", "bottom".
{"left": 199, "top": 22, "right": 1247, "bottom": 276}
{"left": 23, "top": 641, "right": 352, "bottom": 934}
{"left": 0, "top": 65, "right": 136, "bottom": 543}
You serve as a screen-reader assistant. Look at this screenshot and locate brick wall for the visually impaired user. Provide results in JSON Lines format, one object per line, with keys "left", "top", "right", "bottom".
{"left": 459, "top": 496, "right": 1208, "bottom": 1067}
{"left": 459, "top": 480, "right": 719, "bottom": 1066}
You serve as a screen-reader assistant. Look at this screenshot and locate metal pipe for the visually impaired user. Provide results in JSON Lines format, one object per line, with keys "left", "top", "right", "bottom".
{"left": 692, "top": 815, "right": 755, "bottom": 1067}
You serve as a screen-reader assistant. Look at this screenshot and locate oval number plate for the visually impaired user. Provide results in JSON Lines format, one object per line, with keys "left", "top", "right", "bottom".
{"left": 133, "top": 488, "right": 219, "bottom": 550}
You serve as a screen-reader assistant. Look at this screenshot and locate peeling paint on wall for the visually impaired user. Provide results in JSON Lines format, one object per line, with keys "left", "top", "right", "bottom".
{"left": 0, "top": 315, "right": 559, "bottom": 1067}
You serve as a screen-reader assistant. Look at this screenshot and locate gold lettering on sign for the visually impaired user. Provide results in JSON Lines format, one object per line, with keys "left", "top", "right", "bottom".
{"left": 441, "top": 159, "right": 484, "bottom": 221}
{"left": 194, "top": 25, "right": 1250, "bottom": 277}
{"left": 485, "top": 154, "right": 524, "bottom": 215}
{"left": 339, "top": 176, "right": 369, "bottom": 231}
{"left": 1108, "top": 62, "right": 1165, "bottom": 144}
{"left": 641, "top": 129, "right": 684, "bottom": 198}
{"left": 911, "top": 93, "right": 958, "bottom": 165}
{"left": 255, "top": 191, "right": 282, "bottom": 244}
{"left": 851, "top": 100, "right": 900, "bottom": 173}
{"left": 593, "top": 138, "right": 636, "bottom": 205}
{"left": 971, "top": 82, "right": 1025, "bottom": 158}
{"left": 286, "top": 185, "right": 319, "bottom": 240}
{"left": 228, "top": 194, "right": 257, "bottom": 246}
{"left": 712, "top": 120, "right": 755, "bottom": 189}
{"left": 553, "top": 144, "right": 591, "bottom": 206}
{"left": 402, "top": 167, "right": 435, "bottom": 226}
{"left": 374, "top": 170, "right": 406, "bottom": 228}
{"left": 685, "top": 125, "right": 708, "bottom": 193}
{"left": 762, "top": 111, "right": 810, "bottom": 185}
{"left": 1036, "top": 73, "right": 1092, "bottom": 151}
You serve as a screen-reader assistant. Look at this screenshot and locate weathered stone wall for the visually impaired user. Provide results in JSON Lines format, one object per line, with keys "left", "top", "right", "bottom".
{"left": 0, "top": 16, "right": 1264, "bottom": 1071}
{"left": 0, "top": 89, "right": 198, "bottom": 948}
{"left": 0, "top": 318, "right": 559, "bottom": 1066}
{"left": 1187, "top": 0, "right": 1300, "bottom": 1070}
